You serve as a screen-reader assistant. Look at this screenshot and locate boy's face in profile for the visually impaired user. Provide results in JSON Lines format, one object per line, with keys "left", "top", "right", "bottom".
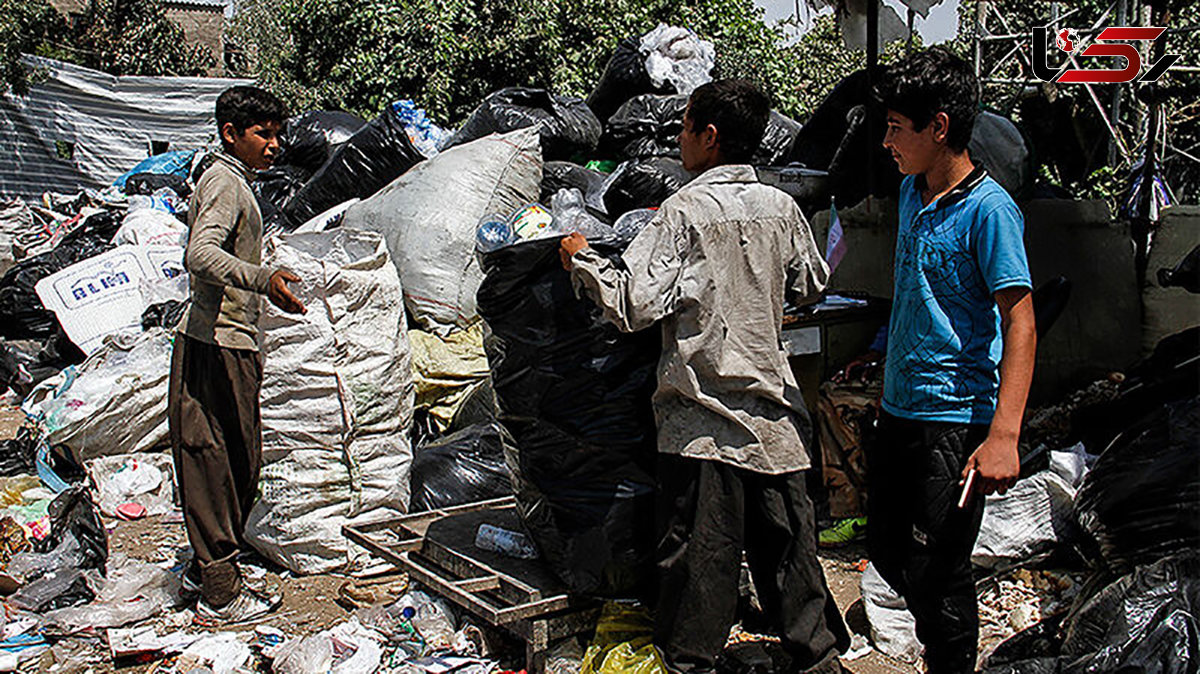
{"left": 883, "top": 110, "right": 941, "bottom": 176}
{"left": 678, "top": 106, "right": 719, "bottom": 173}
{"left": 221, "top": 120, "right": 282, "bottom": 171}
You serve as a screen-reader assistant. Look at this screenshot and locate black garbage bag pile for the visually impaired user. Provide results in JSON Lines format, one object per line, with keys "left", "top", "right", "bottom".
{"left": 1073, "top": 395, "right": 1200, "bottom": 574}
{"left": 984, "top": 552, "right": 1200, "bottom": 674}
{"left": 540, "top": 161, "right": 609, "bottom": 207}
{"left": 587, "top": 37, "right": 671, "bottom": 122}
{"left": 281, "top": 107, "right": 425, "bottom": 229}
{"left": 410, "top": 421, "right": 513, "bottom": 512}
{"left": 602, "top": 94, "right": 689, "bottom": 159}
{"left": 0, "top": 211, "right": 119, "bottom": 340}
{"left": 447, "top": 87, "right": 603, "bottom": 161}
{"left": 477, "top": 236, "right": 660, "bottom": 598}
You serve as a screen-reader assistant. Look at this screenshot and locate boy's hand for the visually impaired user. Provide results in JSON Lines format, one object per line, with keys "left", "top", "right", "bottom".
{"left": 961, "top": 434, "right": 1019, "bottom": 496}
{"left": 560, "top": 233, "right": 589, "bottom": 271}
{"left": 268, "top": 270, "right": 306, "bottom": 314}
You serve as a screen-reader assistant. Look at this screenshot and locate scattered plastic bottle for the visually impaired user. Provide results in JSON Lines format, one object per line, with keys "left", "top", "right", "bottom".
{"left": 476, "top": 215, "right": 514, "bottom": 252}
{"left": 475, "top": 523, "right": 539, "bottom": 560}
{"left": 392, "top": 100, "right": 451, "bottom": 158}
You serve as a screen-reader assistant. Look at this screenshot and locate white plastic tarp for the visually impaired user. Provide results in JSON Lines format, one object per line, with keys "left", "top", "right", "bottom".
{"left": 0, "top": 55, "right": 250, "bottom": 199}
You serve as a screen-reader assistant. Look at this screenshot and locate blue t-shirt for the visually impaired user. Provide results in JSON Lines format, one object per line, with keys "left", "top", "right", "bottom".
{"left": 883, "top": 168, "right": 1031, "bottom": 425}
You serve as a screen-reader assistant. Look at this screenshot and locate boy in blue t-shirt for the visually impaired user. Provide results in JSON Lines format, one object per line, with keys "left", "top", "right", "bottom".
{"left": 870, "top": 49, "right": 1036, "bottom": 673}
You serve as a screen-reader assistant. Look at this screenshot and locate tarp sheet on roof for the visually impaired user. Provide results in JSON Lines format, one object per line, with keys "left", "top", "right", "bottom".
{"left": 0, "top": 55, "right": 251, "bottom": 200}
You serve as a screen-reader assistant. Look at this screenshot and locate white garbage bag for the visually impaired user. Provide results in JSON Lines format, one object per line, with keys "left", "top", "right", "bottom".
{"left": 861, "top": 561, "right": 923, "bottom": 663}
{"left": 341, "top": 127, "right": 542, "bottom": 334}
{"left": 639, "top": 24, "right": 715, "bottom": 96}
{"left": 247, "top": 228, "right": 414, "bottom": 575}
{"left": 113, "top": 208, "right": 187, "bottom": 247}
{"left": 86, "top": 452, "right": 176, "bottom": 517}
{"left": 23, "top": 329, "right": 173, "bottom": 460}
{"left": 972, "top": 469, "right": 1078, "bottom": 569}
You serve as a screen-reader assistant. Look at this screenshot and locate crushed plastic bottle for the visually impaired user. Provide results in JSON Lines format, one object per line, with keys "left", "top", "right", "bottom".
{"left": 411, "top": 601, "right": 456, "bottom": 652}
{"left": 475, "top": 523, "right": 539, "bottom": 560}
{"left": 392, "top": 100, "right": 451, "bottom": 158}
{"left": 476, "top": 214, "right": 514, "bottom": 253}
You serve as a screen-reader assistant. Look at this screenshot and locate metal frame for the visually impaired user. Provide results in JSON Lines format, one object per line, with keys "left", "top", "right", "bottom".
{"left": 343, "top": 497, "right": 601, "bottom": 673}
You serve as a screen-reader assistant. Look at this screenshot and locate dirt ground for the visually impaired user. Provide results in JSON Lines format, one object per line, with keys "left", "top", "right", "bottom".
{"left": 0, "top": 405, "right": 920, "bottom": 674}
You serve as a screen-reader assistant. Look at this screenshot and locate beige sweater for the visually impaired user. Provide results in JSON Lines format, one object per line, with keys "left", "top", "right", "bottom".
{"left": 180, "top": 152, "right": 275, "bottom": 351}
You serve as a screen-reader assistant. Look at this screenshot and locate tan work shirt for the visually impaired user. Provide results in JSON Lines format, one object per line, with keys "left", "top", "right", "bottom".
{"left": 181, "top": 152, "right": 275, "bottom": 351}
{"left": 570, "top": 164, "right": 829, "bottom": 474}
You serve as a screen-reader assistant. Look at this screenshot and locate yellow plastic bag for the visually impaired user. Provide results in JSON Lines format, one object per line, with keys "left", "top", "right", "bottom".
{"left": 408, "top": 324, "right": 490, "bottom": 432}
{"left": 581, "top": 602, "right": 667, "bottom": 674}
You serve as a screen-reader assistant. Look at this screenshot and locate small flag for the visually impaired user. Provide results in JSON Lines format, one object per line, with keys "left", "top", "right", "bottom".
{"left": 825, "top": 198, "right": 847, "bottom": 273}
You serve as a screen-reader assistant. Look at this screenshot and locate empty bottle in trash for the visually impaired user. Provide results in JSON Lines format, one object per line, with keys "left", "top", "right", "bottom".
{"left": 476, "top": 214, "right": 514, "bottom": 252}
{"left": 411, "top": 601, "right": 456, "bottom": 651}
{"left": 475, "top": 523, "right": 539, "bottom": 560}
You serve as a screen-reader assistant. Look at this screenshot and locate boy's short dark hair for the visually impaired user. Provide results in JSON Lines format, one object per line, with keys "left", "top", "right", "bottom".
{"left": 686, "top": 79, "right": 770, "bottom": 164}
{"left": 215, "top": 86, "right": 288, "bottom": 136}
{"left": 875, "top": 48, "right": 978, "bottom": 152}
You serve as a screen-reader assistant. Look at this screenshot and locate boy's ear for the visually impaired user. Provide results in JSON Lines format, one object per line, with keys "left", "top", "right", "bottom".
{"left": 219, "top": 122, "right": 240, "bottom": 147}
{"left": 704, "top": 123, "right": 720, "bottom": 150}
{"left": 931, "top": 112, "right": 951, "bottom": 145}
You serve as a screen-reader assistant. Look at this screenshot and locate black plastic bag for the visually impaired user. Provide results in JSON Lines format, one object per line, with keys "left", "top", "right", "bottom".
{"left": 0, "top": 426, "right": 37, "bottom": 477}
{"left": 254, "top": 164, "right": 310, "bottom": 233}
{"left": 281, "top": 107, "right": 424, "bottom": 229}
{"left": 141, "top": 299, "right": 190, "bottom": 331}
{"left": 477, "top": 237, "right": 659, "bottom": 598}
{"left": 9, "top": 568, "right": 94, "bottom": 612}
{"left": 410, "top": 421, "right": 513, "bottom": 512}
{"left": 278, "top": 110, "right": 368, "bottom": 174}
{"left": 541, "top": 162, "right": 607, "bottom": 203}
{"left": 603, "top": 94, "right": 688, "bottom": 160}
{"left": 1074, "top": 395, "right": 1200, "bottom": 574}
{"left": 601, "top": 157, "right": 693, "bottom": 216}
{"left": 754, "top": 110, "right": 803, "bottom": 167}
{"left": 0, "top": 211, "right": 118, "bottom": 339}
{"left": 447, "top": 87, "right": 602, "bottom": 161}
{"left": 124, "top": 172, "right": 191, "bottom": 199}
{"left": 587, "top": 37, "right": 669, "bottom": 122}
{"left": 36, "top": 485, "right": 107, "bottom": 573}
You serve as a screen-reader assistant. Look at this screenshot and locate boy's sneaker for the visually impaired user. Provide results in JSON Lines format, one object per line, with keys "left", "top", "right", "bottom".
{"left": 195, "top": 586, "right": 282, "bottom": 625}
{"left": 818, "top": 517, "right": 867, "bottom": 547}
{"left": 180, "top": 563, "right": 202, "bottom": 597}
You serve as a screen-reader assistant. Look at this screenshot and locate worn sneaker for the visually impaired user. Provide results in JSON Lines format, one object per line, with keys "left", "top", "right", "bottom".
{"left": 180, "top": 563, "right": 202, "bottom": 597}
{"left": 195, "top": 586, "right": 282, "bottom": 625}
{"left": 818, "top": 517, "right": 867, "bottom": 547}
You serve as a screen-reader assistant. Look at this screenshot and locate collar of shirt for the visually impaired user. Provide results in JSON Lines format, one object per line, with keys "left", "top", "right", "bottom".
{"left": 913, "top": 164, "right": 988, "bottom": 215}
{"left": 213, "top": 151, "right": 258, "bottom": 183}
{"left": 684, "top": 163, "right": 758, "bottom": 190}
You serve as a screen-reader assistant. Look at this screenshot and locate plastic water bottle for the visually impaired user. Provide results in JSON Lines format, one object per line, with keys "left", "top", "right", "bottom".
{"left": 411, "top": 602, "right": 456, "bottom": 651}
{"left": 476, "top": 215, "right": 514, "bottom": 252}
{"left": 474, "top": 523, "right": 539, "bottom": 560}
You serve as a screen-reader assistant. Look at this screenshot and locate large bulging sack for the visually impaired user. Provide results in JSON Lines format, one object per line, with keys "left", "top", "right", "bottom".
{"left": 477, "top": 237, "right": 660, "bottom": 598}
{"left": 409, "top": 421, "right": 512, "bottom": 513}
{"left": 247, "top": 228, "right": 414, "bottom": 575}
{"left": 281, "top": 107, "right": 425, "bottom": 230}
{"left": 342, "top": 127, "right": 542, "bottom": 333}
{"left": 447, "top": 88, "right": 601, "bottom": 161}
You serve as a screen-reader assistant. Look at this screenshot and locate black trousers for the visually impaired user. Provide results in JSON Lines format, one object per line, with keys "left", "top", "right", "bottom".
{"left": 655, "top": 455, "right": 848, "bottom": 673}
{"left": 168, "top": 334, "right": 263, "bottom": 608}
{"left": 866, "top": 412, "right": 989, "bottom": 674}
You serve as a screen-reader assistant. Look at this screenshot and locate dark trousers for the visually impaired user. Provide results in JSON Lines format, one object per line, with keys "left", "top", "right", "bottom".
{"left": 866, "top": 412, "right": 989, "bottom": 674}
{"left": 655, "top": 455, "right": 849, "bottom": 673}
{"left": 168, "top": 334, "right": 263, "bottom": 608}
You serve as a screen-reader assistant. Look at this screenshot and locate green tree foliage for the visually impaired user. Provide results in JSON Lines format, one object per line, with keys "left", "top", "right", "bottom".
{"left": 230, "top": 0, "right": 827, "bottom": 125}
{"left": 1, "top": 0, "right": 214, "bottom": 95}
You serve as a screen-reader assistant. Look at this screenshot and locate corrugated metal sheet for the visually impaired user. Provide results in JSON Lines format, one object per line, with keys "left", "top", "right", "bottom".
{"left": 0, "top": 55, "right": 251, "bottom": 200}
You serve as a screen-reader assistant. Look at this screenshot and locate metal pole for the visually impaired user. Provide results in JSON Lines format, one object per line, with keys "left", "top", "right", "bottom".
{"left": 867, "top": 0, "right": 878, "bottom": 205}
{"left": 1109, "top": 0, "right": 1128, "bottom": 165}
{"left": 975, "top": 0, "right": 987, "bottom": 79}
